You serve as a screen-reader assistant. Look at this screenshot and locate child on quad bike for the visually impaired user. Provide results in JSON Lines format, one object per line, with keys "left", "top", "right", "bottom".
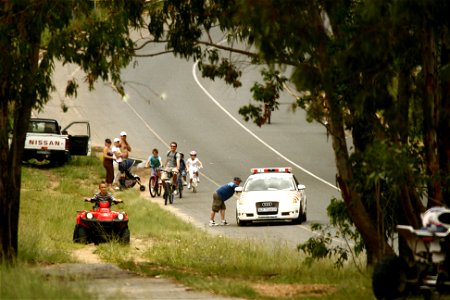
{"left": 85, "top": 181, "right": 122, "bottom": 208}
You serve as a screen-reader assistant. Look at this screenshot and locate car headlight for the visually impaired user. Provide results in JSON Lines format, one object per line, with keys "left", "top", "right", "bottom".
{"left": 86, "top": 212, "right": 93, "bottom": 219}
{"left": 117, "top": 213, "right": 124, "bottom": 220}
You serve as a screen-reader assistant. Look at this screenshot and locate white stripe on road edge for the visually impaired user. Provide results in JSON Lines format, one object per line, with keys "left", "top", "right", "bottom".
{"left": 191, "top": 60, "right": 339, "bottom": 192}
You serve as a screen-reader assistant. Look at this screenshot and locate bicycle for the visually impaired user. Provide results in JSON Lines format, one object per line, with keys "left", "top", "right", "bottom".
{"left": 148, "top": 167, "right": 162, "bottom": 198}
{"left": 162, "top": 170, "right": 176, "bottom": 205}
{"left": 189, "top": 166, "right": 202, "bottom": 193}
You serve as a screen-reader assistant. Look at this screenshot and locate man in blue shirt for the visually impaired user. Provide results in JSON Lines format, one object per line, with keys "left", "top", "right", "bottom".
{"left": 210, "top": 177, "right": 242, "bottom": 226}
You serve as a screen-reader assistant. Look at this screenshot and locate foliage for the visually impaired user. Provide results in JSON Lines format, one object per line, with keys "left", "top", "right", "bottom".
{"left": 298, "top": 198, "right": 365, "bottom": 271}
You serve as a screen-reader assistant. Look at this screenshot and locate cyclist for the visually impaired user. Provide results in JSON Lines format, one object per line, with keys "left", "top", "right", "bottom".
{"left": 179, "top": 153, "right": 188, "bottom": 186}
{"left": 145, "top": 148, "right": 162, "bottom": 179}
{"left": 162, "top": 142, "right": 180, "bottom": 195}
{"left": 186, "top": 150, "right": 203, "bottom": 189}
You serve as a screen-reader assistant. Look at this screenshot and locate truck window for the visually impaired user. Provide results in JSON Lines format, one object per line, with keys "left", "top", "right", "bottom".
{"left": 28, "top": 121, "right": 58, "bottom": 134}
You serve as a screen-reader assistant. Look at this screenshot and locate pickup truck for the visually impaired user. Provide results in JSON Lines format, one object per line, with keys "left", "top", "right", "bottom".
{"left": 23, "top": 118, "right": 91, "bottom": 166}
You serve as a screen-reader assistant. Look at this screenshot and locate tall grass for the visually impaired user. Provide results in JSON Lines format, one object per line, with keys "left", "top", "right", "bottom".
{"left": 0, "top": 265, "right": 90, "bottom": 299}
{"left": 6, "top": 156, "right": 373, "bottom": 300}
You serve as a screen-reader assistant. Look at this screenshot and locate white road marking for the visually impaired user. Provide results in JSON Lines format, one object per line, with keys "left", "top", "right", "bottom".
{"left": 191, "top": 60, "right": 339, "bottom": 192}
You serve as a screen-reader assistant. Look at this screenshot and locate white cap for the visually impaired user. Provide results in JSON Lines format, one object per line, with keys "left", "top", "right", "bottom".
{"left": 113, "top": 138, "right": 120, "bottom": 143}
{"left": 120, "top": 131, "right": 127, "bottom": 136}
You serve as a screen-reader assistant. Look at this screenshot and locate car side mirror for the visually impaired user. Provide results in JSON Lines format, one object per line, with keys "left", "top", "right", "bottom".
{"left": 297, "top": 184, "right": 306, "bottom": 190}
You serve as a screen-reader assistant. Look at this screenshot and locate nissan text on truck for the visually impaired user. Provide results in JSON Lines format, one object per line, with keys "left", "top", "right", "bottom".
{"left": 23, "top": 118, "right": 91, "bottom": 166}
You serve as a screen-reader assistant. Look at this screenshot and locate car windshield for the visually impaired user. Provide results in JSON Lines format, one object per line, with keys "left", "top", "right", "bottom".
{"left": 244, "top": 174, "right": 295, "bottom": 192}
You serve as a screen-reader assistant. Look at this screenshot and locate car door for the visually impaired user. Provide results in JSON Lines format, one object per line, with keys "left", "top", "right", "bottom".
{"left": 62, "top": 121, "right": 91, "bottom": 156}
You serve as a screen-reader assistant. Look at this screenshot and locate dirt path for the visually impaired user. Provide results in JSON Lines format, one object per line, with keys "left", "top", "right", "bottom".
{"left": 38, "top": 237, "right": 239, "bottom": 300}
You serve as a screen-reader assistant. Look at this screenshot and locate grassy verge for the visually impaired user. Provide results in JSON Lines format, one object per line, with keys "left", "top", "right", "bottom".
{"left": 2, "top": 156, "right": 373, "bottom": 299}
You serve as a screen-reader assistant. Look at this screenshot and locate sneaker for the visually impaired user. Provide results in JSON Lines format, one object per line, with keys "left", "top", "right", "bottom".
{"left": 187, "top": 184, "right": 191, "bottom": 189}
{"left": 221, "top": 220, "right": 229, "bottom": 226}
{"left": 209, "top": 220, "right": 216, "bottom": 226}
{"left": 114, "top": 186, "right": 120, "bottom": 191}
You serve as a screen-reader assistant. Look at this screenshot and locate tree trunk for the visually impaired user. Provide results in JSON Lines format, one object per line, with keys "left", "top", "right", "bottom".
{"left": 439, "top": 33, "right": 450, "bottom": 207}
{"left": 325, "top": 95, "right": 395, "bottom": 265}
{"left": 422, "top": 24, "right": 443, "bottom": 208}
{"left": 0, "top": 33, "right": 41, "bottom": 263}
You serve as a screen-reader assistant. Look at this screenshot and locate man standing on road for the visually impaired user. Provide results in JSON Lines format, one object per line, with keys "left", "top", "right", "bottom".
{"left": 210, "top": 177, "right": 242, "bottom": 226}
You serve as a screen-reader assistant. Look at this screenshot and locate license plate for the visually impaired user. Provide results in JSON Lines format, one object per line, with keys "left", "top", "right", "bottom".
{"left": 257, "top": 207, "right": 278, "bottom": 212}
{"left": 37, "top": 150, "right": 50, "bottom": 155}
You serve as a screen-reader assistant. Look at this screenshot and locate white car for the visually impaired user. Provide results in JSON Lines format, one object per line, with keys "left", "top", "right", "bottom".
{"left": 235, "top": 167, "right": 307, "bottom": 226}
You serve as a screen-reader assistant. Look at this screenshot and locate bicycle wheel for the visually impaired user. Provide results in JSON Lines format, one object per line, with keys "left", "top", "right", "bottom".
{"left": 178, "top": 177, "right": 183, "bottom": 198}
{"left": 169, "top": 185, "right": 175, "bottom": 204}
{"left": 149, "top": 177, "right": 157, "bottom": 197}
{"left": 164, "top": 182, "right": 171, "bottom": 205}
{"left": 157, "top": 180, "right": 162, "bottom": 196}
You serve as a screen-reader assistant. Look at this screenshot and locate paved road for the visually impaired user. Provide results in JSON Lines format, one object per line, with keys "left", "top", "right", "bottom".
{"left": 37, "top": 36, "right": 341, "bottom": 250}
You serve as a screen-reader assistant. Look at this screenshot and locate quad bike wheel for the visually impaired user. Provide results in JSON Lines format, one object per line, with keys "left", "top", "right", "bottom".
{"left": 372, "top": 255, "right": 408, "bottom": 300}
{"left": 436, "top": 272, "right": 450, "bottom": 294}
{"left": 73, "top": 225, "right": 88, "bottom": 244}
{"left": 119, "top": 228, "right": 130, "bottom": 244}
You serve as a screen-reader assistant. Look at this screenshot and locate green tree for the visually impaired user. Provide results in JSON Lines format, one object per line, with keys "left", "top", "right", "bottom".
{"left": 145, "top": 0, "right": 450, "bottom": 264}
{"left": 0, "top": 0, "right": 145, "bottom": 263}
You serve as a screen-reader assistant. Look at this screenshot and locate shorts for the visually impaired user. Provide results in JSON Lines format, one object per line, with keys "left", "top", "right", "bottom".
{"left": 161, "top": 167, "right": 178, "bottom": 180}
{"left": 212, "top": 192, "right": 226, "bottom": 212}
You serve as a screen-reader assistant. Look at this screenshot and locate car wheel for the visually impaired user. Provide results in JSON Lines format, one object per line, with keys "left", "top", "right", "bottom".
{"left": 120, "top": 228, "right": 130, "bottom": 244}
{"left": 301, "top": 206, "right": 307, "bottom": 223}
{"left": 372, "top": 255, "right": 408, "bottom": 300}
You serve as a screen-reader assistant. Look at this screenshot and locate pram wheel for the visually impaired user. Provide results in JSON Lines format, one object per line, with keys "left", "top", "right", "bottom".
{"left": 140, "top": 185, "right": 145, "bottom": 191}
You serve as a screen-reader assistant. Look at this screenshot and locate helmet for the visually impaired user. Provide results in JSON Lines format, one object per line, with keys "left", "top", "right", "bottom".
{"left": 422, "top": 207, "right": 450, "bottom": 229}
{"left": 190, "top": 150, "right": 197, "bottom": 156}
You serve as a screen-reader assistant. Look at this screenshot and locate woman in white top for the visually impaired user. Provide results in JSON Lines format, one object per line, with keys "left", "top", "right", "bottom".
{"left": 112, "top": 138, "right": 123, "bottom": 189}
{"left": 186, "top": 150, "right": 203, "bottom": 189}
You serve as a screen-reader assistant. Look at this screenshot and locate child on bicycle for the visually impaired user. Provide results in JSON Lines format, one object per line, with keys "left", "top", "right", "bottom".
{"left": 186, "top": 150, "right": 203, "bottom": 189}
{"left": 146, "top": 148, "right": 162, "bottom": 179}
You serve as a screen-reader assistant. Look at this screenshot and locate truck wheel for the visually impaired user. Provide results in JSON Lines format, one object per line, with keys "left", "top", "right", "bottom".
{"left": 372, "top": 256, "right": 408, "bottom": 300}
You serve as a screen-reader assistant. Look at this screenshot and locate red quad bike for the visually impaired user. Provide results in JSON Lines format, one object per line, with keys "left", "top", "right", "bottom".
{"left": 73, "top": 200, "right": 130, "bottom": 245}
{"left": 372, "top": 207, "right": 450, "bottom": 300}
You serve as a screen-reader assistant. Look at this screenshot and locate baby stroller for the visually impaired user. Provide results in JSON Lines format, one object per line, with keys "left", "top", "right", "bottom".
{"left": 119, "top": 159, "right": 145, "bottom": 191}
{"left": 372, "top": 207, "right": 450, "bottom": 299}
